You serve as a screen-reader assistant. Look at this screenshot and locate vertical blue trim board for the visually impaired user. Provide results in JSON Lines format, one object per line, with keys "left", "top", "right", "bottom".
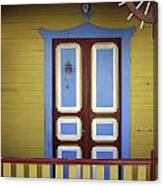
{"left": 39, "top": 22, "right": 135, "bottom": 178}
{"left": 120, "top": 38, "right": 132, "bottom": 179}
{"left": 44, "top": 38, "right": 53, "bottom": 177}
{"left": 121, "top": 38, "right": 131, "bottom": 159}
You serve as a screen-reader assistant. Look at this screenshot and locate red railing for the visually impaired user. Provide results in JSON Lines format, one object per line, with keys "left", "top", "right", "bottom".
{"left": 1, "top": 150, "right": 157, "bottom": 180}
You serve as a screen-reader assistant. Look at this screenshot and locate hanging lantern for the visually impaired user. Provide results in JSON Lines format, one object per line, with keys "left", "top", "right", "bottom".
{"left": 64, "top": 60, "right": 73, "bottom": 89}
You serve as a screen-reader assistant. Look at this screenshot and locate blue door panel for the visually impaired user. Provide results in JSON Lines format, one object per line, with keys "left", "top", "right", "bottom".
{"left": 61, "top": 48, "right": 76, "bottom": 107}
{"left": 61, "top": 123, "right": 77, "bottom": 135}
{"left": 96, "top": 49, "right": 113, "bottom": 107}
{"left": 96, "top": 123, "right": 114, "bottom": 136}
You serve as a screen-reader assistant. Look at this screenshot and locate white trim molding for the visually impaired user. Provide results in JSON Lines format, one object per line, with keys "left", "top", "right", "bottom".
{"left": 56, "top": 116, "right": 82, "bottom": 141}
{"left": 92, "top": 146, "right": 118, "bottom": 159}
{"left": 55, "top": 43, "right": 82, "bottom": 113}
{"left": 91, "top": 42, "right": 119, "bottom": 113}
{"left": 91, "top": 118, "right": 118, "bottom": 142}
{"left": 57, "top": 145, "right": 82, "bottom": 159}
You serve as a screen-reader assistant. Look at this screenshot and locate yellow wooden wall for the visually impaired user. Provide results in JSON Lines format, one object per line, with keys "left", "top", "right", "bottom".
{"left": 1, "top": 3, "right": 157, "bottom": 158}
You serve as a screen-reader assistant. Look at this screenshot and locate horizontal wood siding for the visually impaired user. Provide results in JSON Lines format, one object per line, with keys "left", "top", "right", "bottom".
{"left": 1, "top": 3, "right": 156, "bottom": 158}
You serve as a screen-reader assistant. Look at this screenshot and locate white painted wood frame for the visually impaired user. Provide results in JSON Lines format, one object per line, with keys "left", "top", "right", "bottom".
{"left": 56, "top": 116, "right": 82, "bottom": 141}
{"left": 91, "top": 118, "right": 118, "bottom": 142}
{"left": 55, "top": 43, "right": 82, "bottom": 113}
{"left": 91, "top": 42, "right": 119, "bottom": 113}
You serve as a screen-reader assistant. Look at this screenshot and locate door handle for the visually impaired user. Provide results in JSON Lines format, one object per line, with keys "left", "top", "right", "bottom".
{"left": 82, "top": 129, "right": 86, "bottom": 134}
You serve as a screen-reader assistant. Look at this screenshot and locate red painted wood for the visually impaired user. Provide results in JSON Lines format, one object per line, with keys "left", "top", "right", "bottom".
{"left": 1, "top": 157, "right": 152, "bottom": 165}
{"left": 150, "top": 150, "right": 157, "bottom": 181}
{"left": 2, "top": 150, "right": 157, "bottom": 180}
{"left": 52, "top": 38, "right": 121, "bottom": 159}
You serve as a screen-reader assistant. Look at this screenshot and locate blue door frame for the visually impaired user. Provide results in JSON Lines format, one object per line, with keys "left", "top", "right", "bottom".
{"left": 39, "top": 22, "right": 135, "bottom": 177}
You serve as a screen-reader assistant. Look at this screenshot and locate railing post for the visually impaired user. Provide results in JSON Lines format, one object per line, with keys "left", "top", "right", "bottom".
{"left": 150, "top": 150, "right": 156, "bottom": 181}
